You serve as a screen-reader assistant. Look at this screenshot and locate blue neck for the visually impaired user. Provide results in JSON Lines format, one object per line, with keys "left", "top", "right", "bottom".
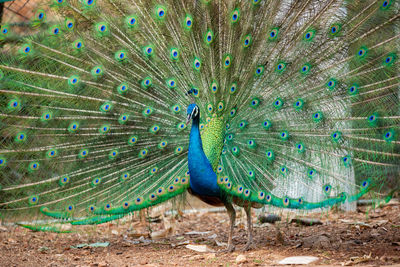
{"left": 188, "top": 116, "right": 220, "bottom": 197}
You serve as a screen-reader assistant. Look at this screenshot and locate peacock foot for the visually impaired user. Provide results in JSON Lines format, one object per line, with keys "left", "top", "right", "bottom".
{"left": 219, "top": 244, "right": 235, "bottom": 253}
{"left": 241, "top": 241, "right": 255, "bottom": 252}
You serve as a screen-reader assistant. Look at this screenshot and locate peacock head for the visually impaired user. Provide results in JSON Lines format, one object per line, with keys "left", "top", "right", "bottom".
{"left": 186, "top": 103, "right": 200, "bottom": 124}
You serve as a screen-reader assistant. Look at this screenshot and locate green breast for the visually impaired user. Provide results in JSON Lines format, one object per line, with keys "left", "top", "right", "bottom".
{"left": 200, "top": 115, "right": 225, "bottom": 171}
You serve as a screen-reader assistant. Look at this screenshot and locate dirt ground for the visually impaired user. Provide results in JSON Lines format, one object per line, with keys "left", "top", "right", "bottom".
{"left": 0, "top": 198, "right": 400, "bottom": 267}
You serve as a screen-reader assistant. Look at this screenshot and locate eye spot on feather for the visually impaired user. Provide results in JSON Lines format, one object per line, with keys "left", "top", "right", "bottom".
{"left": 127, "top": 135, "right": 137, "bottom": 146}
{"left": 104, "top": 203, "right": 112, "bottom": 211}
{"left": 273, "top": 98, "right": 284, "bottom": 109}
{"left": 52, "top": 27, "right": 60, "bottom": 35}
{"left": 204, "top": 30, "right": 214, "bottom": 44}
{"left": 96, "top": 22, "right": 108, "bottom": 34}
{"left": 156, "top": 6, "right": 166, "bottom": 19}
{"left": 244, "top": 189, "right": 250, "bottom": 197}
{"left": 91, "top": 177, "right": 101, "bottom": 187}
{"left": 73, "top": 39, "right": 84, "bottom": 50}
{"left": 85, "top": 0, "right": 94, "bottom": 6}
{"left": 303, "top": 29, "right": 315, "bottom": 41}
{"left": 15, "top": 132, "right": 27, "bottom": 143}
{"left": 383, "top": 129, "right": 395, "bottom": 142}
{"left": 231, "top": 146, "right": 240, "bottom": 156}
{"left": 109, "top": 149, "right": 119, "bottom": 159}
{"left": 238, "top": 120, "right": 247, "bottom": 129}
{"left": 255, "top": 66, "right": 264, "bottom": 76}
{"left": 305, "top": 169, "right": 316, "bottom": 180}
{"left": 210, "top": 81, "right": 218, "bottom": 93}
{"left": 312, "top": 111, "right": 323, "bottom": 123}
{"left": 342, "top": 155, "right": 351, "bottom": 167}
{"left": 193, "top": 58, "right": 201, "bottom": 70}
{"left": 168, "top": 185, "right": 176, "bottom": 192}
{"left": 166, "top": 78, "right": 177, "bottom": 89}
{"left": 8, "top": 98, "right": 21, "bottom": 111}
{"left": 268, "top": 28, "right": 279, "bottom": 41}
{"left": 177, "top": 122, "right": 186, "bottom": 130}
{"left": 99, "top": 124, "right": 110, "bottom": 134}
{"left": 59, "top": 175, "right": 70, "bottom": 186}
{"left": 380, "top": 0, "right": 391, "bottom": 10}
{"left": 279, "top": 131, "right": 289, "bottom": 141}
{"left": 184, "top": 15, "right": 193, "bottom": 30}
{"left": 243, "top": 35, "right": 252, "bottom": 48}
{"left": 383, "top": 53, "right": 396, "bottom": 66}
{"left": 229, "top": 107, "right": 236, "bottom": 117}
{"left": 283, "top": 197, "right": 289, "bottom": 206}
{"left": 356, "top": 47, "right": 368, "bottom": 59}
{"left": 139, "top": 149, "right": 148, "bottom": 158}
{"left": 237, "top": 185, "right": 244, "bottom": 194}
{"left": 78, "top": 149, "right": 89, "bottom": 159}
{"left": 275, "top": 62, "right": 286, "bottom": 73}
{"left": 296, "top": 142, "right": 305, "bottom": 153}
{"left": 175, "top": 146, "right": 183, "bottom": 155}
{"left": 368, "top": 114, "right": 377, "bottom": 125}
{"left": 223, "top": 55, "right": 232, "bottom": 68}
{"left": 263, "top": 120, "right": 272, "bottom": 130}
{"left": 0, "top": 157, "right": 6, "bottom": 168}
{"left": 150, "top": 124, "right": 160, "bottom": 134}
{"left": 157, "top": 187, "right": 165, "bottom": 196}
{"left": 229, "top": 82, "right": 237, "bottom": 94}
{"left": 29, "top": 195, "right": 39, "bottom": 205}
{"left": 126, "top": 15, "right": 137, "bottom": 27}
{"left": 120, "top": 172, "right": 130, "bottom": 182}
{"left": 149, "top": 194, "right": 157, "bottom": 201}
{"left": 28, "top": 162, "right": 40, "bottom": 172}
{"left": 47, "top": 148, "right": 58, "bottom": 159}
{"left": 231, "top": 9, "right": 240, "bottom": 23}
{"left": 293, "top": 99, "right": 304, "bottom": 110}
{"left": 158, "top": 140, "right": 168, "bottom": 149}
{"left": 280, "top": 166, "right": 287, "bottom": 176}
{"left": 348, "top": 84, "right": 359, "bottom": 95}
{"left": 300, "top": 63, "right": 311, "bottom": 74}
{"left": 88, "top": 205, "right": 96, "bottom": 212}
{"left": 247, "top": 139, "right": 256, "bottom": 149}
{"left": 323, "top": 184, "right": 332, "bottom": 195}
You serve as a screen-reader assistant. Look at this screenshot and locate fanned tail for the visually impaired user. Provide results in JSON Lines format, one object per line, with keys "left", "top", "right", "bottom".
{"left": 0, "top": 0, "right": 398, "bottom": 230}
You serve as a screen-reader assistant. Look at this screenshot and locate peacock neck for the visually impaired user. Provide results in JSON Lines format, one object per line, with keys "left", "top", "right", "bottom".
{"left": 188, "top": 116, "right": 221, "bottom": 197}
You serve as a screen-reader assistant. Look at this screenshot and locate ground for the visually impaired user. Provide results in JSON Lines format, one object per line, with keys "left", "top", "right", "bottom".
{"left": 0, "top": 198, "right": 399, "bottom": 267}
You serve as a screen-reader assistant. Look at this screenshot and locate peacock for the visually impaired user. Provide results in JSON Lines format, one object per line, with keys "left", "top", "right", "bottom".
{"left": 0, "top": 0, "right": 399, "bottom": 252}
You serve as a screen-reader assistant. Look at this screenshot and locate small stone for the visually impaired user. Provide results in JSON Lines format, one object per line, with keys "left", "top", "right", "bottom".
{"left": 258, "top": 214, "right": 281, "bottom": 224}
{"left": 291, "top": 217, "right": 323, "bottom": 226}
{"left": 186, "top": 244, "right": 214, "bottom": 253}
{"left": 111, "top": 230, "right": 119, "bottom": 235}
{"left": 189, "top": 255, "right": 204, "bottom": 260}
{"left": 278, "top": 256, "right": 319, "bottom": 265}
{"left": 205, "top": 253, "right": 216, "bottom": 260}
{"left": 236, "top": 254, "right": 247, "bottom": 264}
{"left": 302, "top": 235, "right": 330, "bottom": 249}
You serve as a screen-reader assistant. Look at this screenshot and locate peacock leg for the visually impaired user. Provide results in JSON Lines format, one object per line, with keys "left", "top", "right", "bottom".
{"left": 241, "top": 205, "right": 254, "bottom": 251}
{"left": 221, "top": 201, "right": 236, "bottom": 253}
